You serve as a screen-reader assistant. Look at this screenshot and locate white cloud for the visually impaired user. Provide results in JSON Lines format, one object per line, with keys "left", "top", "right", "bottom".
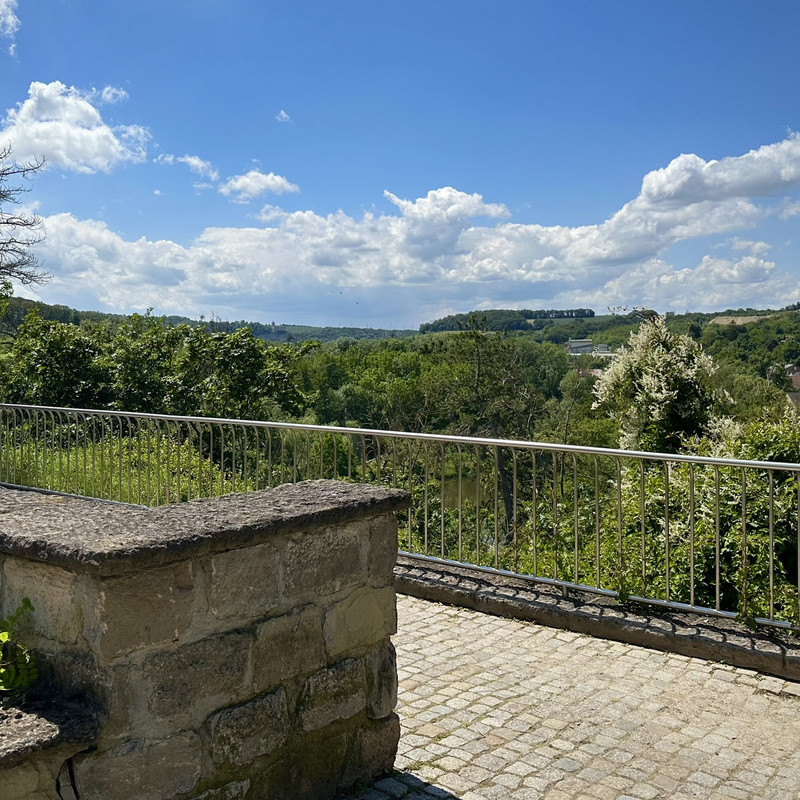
{"left": 1, "top": 81, "right": 150, "bottom": 173}
{"left": 731, "top": 238, "right": 772, "bottom": 256}
{"left": 275, "top": 110, "right": 291, "bottom": 123}
{"left": 561, "top": 255, "right": 800, "bottom": 313}
{"left": 94, "top": 86, "right": 128, "bottom": 105}
{"left": 155, "top": 152, "right": 219, "bottom": 181}
{"left": 27, "top": 132, "right": 800, "bottom": 325}
{"left": 219, "top": 169, "right": 299, "bottom": 203}
{"left": 0, "top": 0, "right": 19, "bottom": 55}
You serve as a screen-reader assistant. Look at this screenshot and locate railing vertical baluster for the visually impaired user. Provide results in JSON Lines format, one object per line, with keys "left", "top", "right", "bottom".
{"left": 243, "top": 426, "right": 250, "bottom": 493}
{"left": 664, "top": 461, "right": 670, "bottom": 603}
{"left": 616, "top": 458, "right": 622, "bottom": 590}
{"left": 255, "top": 426, "right": 261, "bottom": 491}
{"left": 267, "top": 428, "right": 274, "bottom": 488}
{"left": 440, "top": 443, "right": 445, "bottom": 560}
{"left": 573, "top": 454, "right": 579, "bottom": 584}
{"left": 155, "top": 420, "right": 162, "bottom": 505}
{"left": 423, "top": 443, "right": 429, "bottom": 555}
{"left": 457, "top": 444, "right": 463, "bottom": 562}
{"left": 531, "top": 450, "right": 538, "bottom": 577}
{"left": 512, "top": 449, "right": 518, "bottom": 573}
{"left": 769, "top": 470, "right": 775, "bottom": 621}
{"left": 714, "top": 464, "right": 722, "bottom": 611}
{"left": 741, "top": 468, "right": 748, "bottom": 617}
{"left": 797, "top": 475, "right": 800, "bottom": 624}
{"left": 689, "top": 463, "right": 695, "bottom": 608}
{"left": 58, "top": 411, "right": 64, "bottom": 492}
{"left": 475, "top": 445, "right": 481, "bottom": 567}
{"left": 640, "top": 459, "right": 647, "bottom": 594}
{"left": 218, "top": 424, "right": 225, "bottom": 497}
{"left": 232, "top": 425, "right": 238, "bottom": 493}
{"left": 594, "top": 456, "right": 600, "bottom": 589}
{"left": 493, "top": 447, "right": 499, "bottom": 570}
{"left": 553, "top": 453, "right": 559, "bottom": 582}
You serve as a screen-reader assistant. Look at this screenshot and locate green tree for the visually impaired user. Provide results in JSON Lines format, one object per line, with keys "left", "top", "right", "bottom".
{"left": 0, "top": 312, "right": 112, "bottom": 407}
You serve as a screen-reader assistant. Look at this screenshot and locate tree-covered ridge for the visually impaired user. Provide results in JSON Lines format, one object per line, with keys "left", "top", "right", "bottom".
{"left": 419, "top": 308, "right": 595, "bottom": 333}
{"left": 0, "top": 297, "right": 416, "bottom": 343}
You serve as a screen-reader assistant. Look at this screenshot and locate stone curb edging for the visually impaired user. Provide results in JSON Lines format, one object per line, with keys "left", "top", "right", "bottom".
{"left": 394, "top": 556, "right": 800, "bottom": 682}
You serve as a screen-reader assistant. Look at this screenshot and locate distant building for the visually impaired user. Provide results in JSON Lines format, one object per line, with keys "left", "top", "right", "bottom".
{"left": 563, "top": 339, "right": 614, "bottom": 358}
{"left": 785, "top": 364, "right": 800, "bottom": 393}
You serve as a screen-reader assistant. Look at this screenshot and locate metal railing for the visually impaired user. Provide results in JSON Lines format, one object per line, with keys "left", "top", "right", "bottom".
{"left": 2, "top": 403, "right": 799, "bottom": 631}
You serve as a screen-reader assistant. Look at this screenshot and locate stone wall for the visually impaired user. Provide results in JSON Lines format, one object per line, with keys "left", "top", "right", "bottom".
{"left": 0, "top": 480, "right": 408, "bottom": 800}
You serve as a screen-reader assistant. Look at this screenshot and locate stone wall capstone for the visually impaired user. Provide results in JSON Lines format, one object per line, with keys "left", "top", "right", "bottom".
{"left": 0, "top": 480, "right": 408, "bottom": 800}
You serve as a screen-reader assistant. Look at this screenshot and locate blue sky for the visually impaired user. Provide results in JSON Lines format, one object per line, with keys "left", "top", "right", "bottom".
{"left": 2, "top": 1, "right": 800, "bottom": 327}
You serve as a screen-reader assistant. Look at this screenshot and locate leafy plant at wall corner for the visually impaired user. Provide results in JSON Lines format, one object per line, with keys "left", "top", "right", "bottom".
{"left": 0, "top": 597, "right": 38, "bottom": 704}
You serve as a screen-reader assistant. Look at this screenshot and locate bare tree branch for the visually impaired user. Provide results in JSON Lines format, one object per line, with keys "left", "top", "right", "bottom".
{"left": 0, "top": 145, "right": 49, "bottom": 287}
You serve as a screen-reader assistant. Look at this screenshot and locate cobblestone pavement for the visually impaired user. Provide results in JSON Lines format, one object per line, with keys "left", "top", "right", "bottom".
{"left": 340, "top": 594, "right": 800, "bottom": 800}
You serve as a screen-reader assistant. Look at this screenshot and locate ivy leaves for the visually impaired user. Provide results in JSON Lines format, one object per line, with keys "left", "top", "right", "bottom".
{"left": 0, "top": 597, "right": 37, "bottom": 704}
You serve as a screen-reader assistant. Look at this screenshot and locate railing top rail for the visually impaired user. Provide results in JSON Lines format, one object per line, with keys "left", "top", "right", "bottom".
{"left": 2, "top": 402, "right": 799, "bottom": 473}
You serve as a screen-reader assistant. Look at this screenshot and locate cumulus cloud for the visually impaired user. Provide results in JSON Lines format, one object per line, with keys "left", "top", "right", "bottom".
{"left": 155, "top": 152, "right": 219, "bottom": 181}
{"left": 275, "top": 110, "right": 291, "bottom": 123}
{"left": 26, "top": 131, "right": 800, "bottom": 325}
{"left": 218, "top": 169, "right": 299, "bottom": 203}
{"left": 640, "top": 135, "right": 800, "bottom": 205}
{"left": 0, "top": 0, "right": 19, "bottom": 55}
{"left": 730, "top": 238, "right": 772, "bottom": 256}
{"left": 1, "top": 80, "right": 150, "bottom": 172}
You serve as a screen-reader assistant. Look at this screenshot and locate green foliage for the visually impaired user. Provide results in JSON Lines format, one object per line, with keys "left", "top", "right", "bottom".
{"left": 0, "top": 311, "right": 113, "bottom": 407}
{"left": 0, "top": 597, "right": 37, "bottom": 704}
{"left": 0, "top": 311, "right": 314, "bottom": 421}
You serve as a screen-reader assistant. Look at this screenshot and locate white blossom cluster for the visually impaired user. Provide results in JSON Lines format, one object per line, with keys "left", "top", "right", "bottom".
{"left": 593, "top": 316, "right": 717, "bottom": 452}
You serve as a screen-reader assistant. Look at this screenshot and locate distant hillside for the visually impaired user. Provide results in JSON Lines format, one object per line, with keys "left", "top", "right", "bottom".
{"left": 419, "top": 308, "right": 595, "bottom": 333}
{"left": 1, "top": 297, "right": 416, "bottom": 343}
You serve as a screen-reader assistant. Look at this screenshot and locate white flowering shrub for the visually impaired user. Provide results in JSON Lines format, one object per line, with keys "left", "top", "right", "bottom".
{"left": 593, "top": 315, "right": 717, "bottom": 453}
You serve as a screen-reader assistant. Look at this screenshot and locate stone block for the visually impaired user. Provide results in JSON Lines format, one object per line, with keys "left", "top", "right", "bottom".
{"left": 206, "top": 542, "right": 280, "bottom": 622}
{"left": 252, "top": 606, "right": 325, "bottom": 692}
{"left": 90, "top": 561, "right": 195, "bottom": 661}
{"left": 323, "top": 586, "right": 397, "bottom": 659}
{"left": 143, "top": 631, "right": 251, "bottom": 724}
{"left": 1, "top": 558, "right": 83, "bottom": 646}
{"left": 284, "top": 524, "right": 362, "bottom": 598}
{"left": 355, "top": 713, "right": 400, "bottom": 779}
{"left": 255, "top": 732, "right": 348, "bottom": 800}
{"left": 365, "top": 640, "right": 398, "bottom": 719}
{"left": 190, "top": 780, "right": 250, "bottom": 800}
{"left": 1, "top": 761, "right": 41, "bottom": 799}
{"left": 298, "top": 658, "right": 365, "bottom": 733}
{"left": 206, "top": 688, "right": 289, "bottom": 769}
{"left": 367, "top": 516, "right": 399, "bottom": 586}
{"left": 73, "top": 733, "right": 202, "bottom": 800}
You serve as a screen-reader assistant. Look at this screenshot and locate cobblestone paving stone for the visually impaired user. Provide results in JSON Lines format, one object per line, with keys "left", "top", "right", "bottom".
{"left": 338, "top": 595, "right": 800, "bottom": 800}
